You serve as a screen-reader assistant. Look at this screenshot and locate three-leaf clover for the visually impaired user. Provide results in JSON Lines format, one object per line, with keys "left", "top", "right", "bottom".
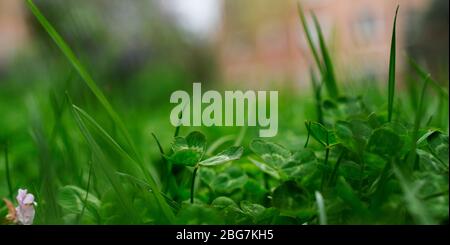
{"left": 249, "top": 139, "right": 316, "bottom": 180}
{"left": 167, "top": 131, "right": 244, "bottom": 203}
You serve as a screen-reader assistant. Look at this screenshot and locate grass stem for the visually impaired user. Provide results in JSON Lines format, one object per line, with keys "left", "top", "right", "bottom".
{"left": 78, "top": 161, "right": 93, "bottom": 224}
{"left": 190, "top": 166, "right": 199, "bottom": 204}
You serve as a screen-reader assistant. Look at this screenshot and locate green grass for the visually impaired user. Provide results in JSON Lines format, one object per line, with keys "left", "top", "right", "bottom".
{"left": 26, "top": 0, "right": 174, "bottom": 223}
{"left": 297, "top": 2, "right": 339, "bottom": 99}
{"left": 0, "top": 1, "right": 447, "bottom": 225}
{"left": 388, "top": 6, "right": 399, "bottom": 122}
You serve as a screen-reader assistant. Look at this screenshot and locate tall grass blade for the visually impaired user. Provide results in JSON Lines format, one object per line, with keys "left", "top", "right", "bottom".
{"left": 77, "top": 161, "right": 93, "bottom": 224}
{"left": 407, "top": 56, "right": 448, "bottom": 98}
{"left": 234, "top": 126, "right": 247, "bottom": 146}
{"left": 304, "top": 121, "right": 311, "bottom": 148}
{"left": 151, "top": 133, "right": 166, "bottom": 156}
{"left": 310, "top": 69, "right": 323, "bottom": 124}
{"left": 297, "top": 2, "right": 324, "bottom": 73}
{"left": 206, "top": 135, "right": 234, "bottom": 155}
{"left": 26, "top": 0, "right": 140, "bottom": 163}
{"left": 388, "top": 6, "right": 399, "bottom": 122}
{"left": 26, "top": 0, "right": 174, "bottom": 222}
{"left": 314, "top": 191, "right": 327, "bottom": 225}
{"left": 312, "top": 14, "right": 339, "bottom": 99}
{"left": 68, "top": 96, "right": 141, "bottom": 223}
{"left": 408, "top": 75, "right": 430, "bottom": 168}
{"left": 72, "top": 103, "right": 175, "bottom": 222}
{"left": 393, "top": 165, "right": 434, "bottom": 224}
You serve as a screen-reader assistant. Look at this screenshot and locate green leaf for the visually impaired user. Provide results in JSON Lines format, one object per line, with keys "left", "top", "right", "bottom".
{"left": 58, "top": 185, "right": 100, "bottom": 212}
{"left": 212, "top": 172, "right": 248, "bottom": 194}
{"left": 58, "top": 186, "right": 100, "bottom": 224}
{"left": 272, "top": 181, "right": 309, "bottom": 216}
{"left": 426, "top": 131, "right": 449, "bottom": 166}
{"left": 335, "top": 177, "right": 369, "bottom": 218}
{"left": 168, "top": 131, "right": 206, "bottom": 166}
{"left": 211, "top": 196, "right": 239, "bottom": 209}
{"left": 306, "top": 121, "right": 337, "bottom": 146}
{"left": 186, "top": 131, "right": 207, "bottom": 152}
{"left": 240, "top": 201, "right": 266, "bottom": 219}
{"left": 200, "top": 146, "right": 243, "bottom": 166}
{"left": 281, "top": 149, "right": 317, "bottom": 179}
{"left": 171, "top": 137, "right": 189, "bottom": 152}
{"left": 176, "top": 204, "right": 222, "bottom": 225}
{"left": 335, "top": 120, "right": 372, "bottom": 153}
{"left": 248, "top": 157, "right": 281, "bottom": 179}
{"left": 367, "top": 128, "right": 404, "bottom": 157}
{"left": 250, "top": 139, "right": 292, "bottom": 167}
{"left": 387, "top": 6, "right": 399, "bottom": 122}
{"left": 168, "top": 149, "right": 203, "bottom": 166}
{"left": 393, "top": 166, "right": 434, "bottom": 224}
{"left": 417, "top": 129, "right": 440, "bottom": 145}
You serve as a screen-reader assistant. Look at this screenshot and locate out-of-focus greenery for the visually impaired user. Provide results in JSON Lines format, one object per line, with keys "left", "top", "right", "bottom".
{"left": 0, "top": 1, "right": 448, "bottom": 224}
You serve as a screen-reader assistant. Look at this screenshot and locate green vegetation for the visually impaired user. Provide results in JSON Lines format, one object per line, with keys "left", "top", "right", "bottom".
{"left": 0, "top": 1, "right": 448, "bottom": 224}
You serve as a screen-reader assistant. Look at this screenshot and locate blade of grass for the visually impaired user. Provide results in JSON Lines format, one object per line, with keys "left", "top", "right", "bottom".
{"left": 387, "top": 6, "right": 399, "bottom": 122}
{"left": 26, "top": 0, "right": 174, "bottom": 222}
{"left": 151, "top": 132, "right": 172, "bottom": 193}
{"left": 393, "top": 165, "right": 434, "bottom": 224}
{"left": 27, "top": 96, "right": 62, "bottom": 223}
{"left": 77, "top": 160, "right": 93, "bottom": 224}
{"left": 151, "top": 133, "right": 166, "bottom": 156}
{"left": 329, "top": 149, "right": 345, "bottom": 186}
{"left": 408, "top": 75, "right": 430, "bottom": 168}
{"left": 26, "top": 0, "right": 141, "bottom": 169}
{"left": 314, "top": 191, "right": 327, "bottom": 225}
{"left": 310, "top": 68, "right": 323, "bottom": 124}
{"left": 234, "top": 126, "right": 247, "bottom": 146}
{"left": 206, "top": 135, "right": 234, "bottom": 155}
{"left": 116, "top": 171, "right": 180, "bottom": 211}
{"left": 407, "top": 56, "right": 448, "bottom": 98}
{"left": 71, "top": 102, "right": 175, "bottom": 222}
{"left": 297, "top": 2, "right": 324, "bottom": 74}
{"left": 312, "top": 14, "right": 339, "bottom": 99}
{"left": 67, "top": 96, "right": 141, "bottom": 223}
{"left": 304, "top": 121, "right": 312, "bottom": 148}
{"left": 174, "top": 108, "right": 185, "bottom": 137}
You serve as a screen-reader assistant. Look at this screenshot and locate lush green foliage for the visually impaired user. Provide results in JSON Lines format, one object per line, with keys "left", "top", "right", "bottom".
{"left": 0, "top": 1, "right": 448, "bottom": 225}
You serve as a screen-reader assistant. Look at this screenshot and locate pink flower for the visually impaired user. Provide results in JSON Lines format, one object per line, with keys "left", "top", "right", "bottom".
{"left": 15, "top": 189, "right": 37, "bottom": 225}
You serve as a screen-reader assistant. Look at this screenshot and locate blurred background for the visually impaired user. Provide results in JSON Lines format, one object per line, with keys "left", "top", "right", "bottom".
{"left": 0, "top": 0, "right": 448, "bottom": 89}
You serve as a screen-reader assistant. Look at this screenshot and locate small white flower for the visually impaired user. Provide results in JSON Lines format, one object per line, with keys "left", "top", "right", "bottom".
{"left": 15, "top": 189, "right": 37, "bottom": 225}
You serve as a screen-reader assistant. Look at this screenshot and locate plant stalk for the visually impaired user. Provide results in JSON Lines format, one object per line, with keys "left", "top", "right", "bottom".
{"left": 190, "top": 166, "right": 199, "bottom": 204}
{"left": 321, "top": 146, "right": 330, "bottom": 191}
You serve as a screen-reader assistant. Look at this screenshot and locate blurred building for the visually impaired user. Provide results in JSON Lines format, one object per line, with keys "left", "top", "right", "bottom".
{"left": 0, "top": 0, "right": 444, "bottom": 85}
{"left": 215, "top": 0, "right": 432, "bottom": 86}
{"left": 0, "top": 0, "right": 28, "bottom": 69}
